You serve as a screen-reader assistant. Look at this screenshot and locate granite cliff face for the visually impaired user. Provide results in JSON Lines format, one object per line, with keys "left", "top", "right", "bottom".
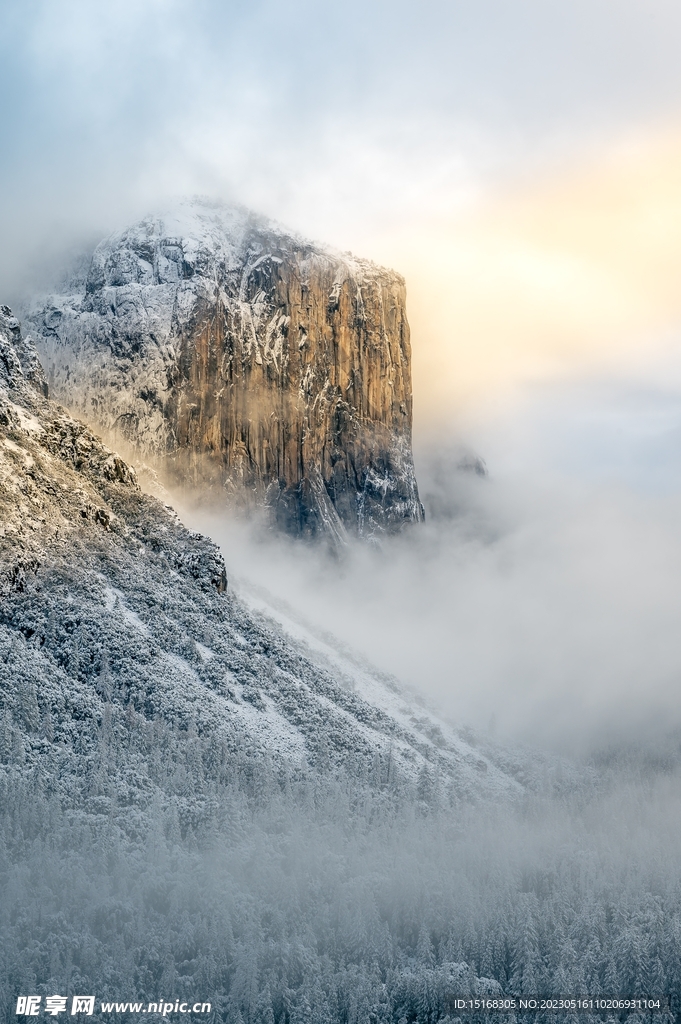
{"left": 0, "top": 304, "right": 516, "bottom": 791}
{"left": 26, "top": 199, "right": 423, "bottom": 539}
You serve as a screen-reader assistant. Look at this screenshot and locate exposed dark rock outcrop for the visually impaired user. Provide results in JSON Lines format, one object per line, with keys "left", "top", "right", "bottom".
{"left": 25, "top": 199, "right": 424, "bottom": 539}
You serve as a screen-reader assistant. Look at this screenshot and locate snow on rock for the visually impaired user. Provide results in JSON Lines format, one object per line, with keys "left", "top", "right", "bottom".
{"left": 24, "top": 197, "right": 424, "bottom": 541}
{"left": 0, "top": 305, "right": 531, "bottom": 807}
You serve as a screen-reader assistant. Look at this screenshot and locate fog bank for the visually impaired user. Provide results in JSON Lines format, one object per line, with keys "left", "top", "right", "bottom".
{"left": 181, "top": 348, "right": 681, "bottom": 759}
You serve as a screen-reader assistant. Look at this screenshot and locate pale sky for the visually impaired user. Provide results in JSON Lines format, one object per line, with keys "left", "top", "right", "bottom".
{"left": 3, "top": 0, "right": 681, "bottom": 452}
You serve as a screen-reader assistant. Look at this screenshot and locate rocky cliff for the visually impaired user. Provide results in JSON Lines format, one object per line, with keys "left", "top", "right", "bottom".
{"left": 2, "top": 308, "right": 595, "bottom": 1020}
{"left": 0, "top": 304, "right": 515, "bottom": 791}
{"left": 25, "top": 199, "right": 423, "bottom": 539}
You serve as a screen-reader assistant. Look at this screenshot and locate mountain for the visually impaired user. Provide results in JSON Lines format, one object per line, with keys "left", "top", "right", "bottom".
{"left": 3, "top": 305, "right": 678, "bottom": 1022}
{"left": 0, "top": 303, "right": 534, "bottom": 1013}
{"left": 1, "top": 303, "right": 516, "bottom": 790}
{"left": 24, "top": 199, "right": 423, "bottom": 541}
{"left": 0, "top": 302, "right": 527, "bottom": 803}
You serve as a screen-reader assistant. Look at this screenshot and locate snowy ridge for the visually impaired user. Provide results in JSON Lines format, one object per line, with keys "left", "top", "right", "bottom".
{"left": 237, "top": 581, "right": 521, "bottom": 794}
{"left": 0, "top": 304, "right": 522, "bottom": 802}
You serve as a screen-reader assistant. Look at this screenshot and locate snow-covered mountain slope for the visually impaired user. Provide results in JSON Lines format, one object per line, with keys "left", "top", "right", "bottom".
{"left": 8, "top": 307, "right": 670, "bottom": 1023}
{"left": 23, "top": 198, "right": 423, "bottom": 541}
{"left": 0, "top": 305, "right": 528, "bottom": 816}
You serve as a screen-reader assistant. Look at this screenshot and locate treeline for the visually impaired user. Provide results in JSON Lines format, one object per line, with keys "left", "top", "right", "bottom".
{"left": 1, "top": 688, "right": 680, "bottom": 1024}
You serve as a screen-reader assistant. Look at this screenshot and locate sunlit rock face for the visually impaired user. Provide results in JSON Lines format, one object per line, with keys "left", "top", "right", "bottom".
{"left": 0, "top": 305, "right": 517, "bottom": 792}
{"left": 26, "top": 199, "right": 423, "bottom": 539}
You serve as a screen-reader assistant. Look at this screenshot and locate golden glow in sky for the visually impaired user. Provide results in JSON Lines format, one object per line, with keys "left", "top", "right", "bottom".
{"left": 373, "top": 128, "right": 681, "bottom": 424}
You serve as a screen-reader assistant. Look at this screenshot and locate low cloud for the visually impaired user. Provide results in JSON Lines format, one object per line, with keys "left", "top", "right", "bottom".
{"left": 181, "top": 352, "right": 681, "bottom": 760}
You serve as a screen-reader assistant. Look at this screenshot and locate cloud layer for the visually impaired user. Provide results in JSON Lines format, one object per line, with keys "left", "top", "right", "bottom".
{"left": 3, "top": 0, "right": 681, "bottom": 289}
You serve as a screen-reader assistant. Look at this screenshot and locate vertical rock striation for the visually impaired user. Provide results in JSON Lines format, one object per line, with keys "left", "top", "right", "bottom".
{"left": 26, "top": 198, "right": 423, "bottom": 538}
